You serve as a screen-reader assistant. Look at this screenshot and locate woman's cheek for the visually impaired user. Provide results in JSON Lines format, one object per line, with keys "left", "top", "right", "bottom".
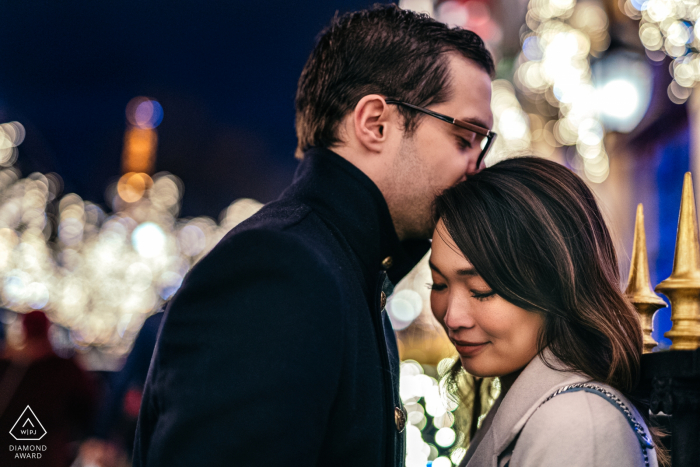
{"left": 430, "top": 292, "right": 447, "bottom": 326}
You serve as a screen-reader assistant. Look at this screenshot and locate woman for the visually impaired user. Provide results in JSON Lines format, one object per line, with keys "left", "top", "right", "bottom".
{"left": 429, "top": 157, "right": 666, "bottom": 466}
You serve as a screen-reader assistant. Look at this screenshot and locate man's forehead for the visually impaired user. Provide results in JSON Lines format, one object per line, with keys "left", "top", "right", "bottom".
{"left": 442, "top": 58, "right": 494, "bottom": 127}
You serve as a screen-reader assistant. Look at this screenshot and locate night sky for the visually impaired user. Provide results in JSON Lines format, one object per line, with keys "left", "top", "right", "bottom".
{"left": 0, "top": 0, "right": 374, "bottom": 218}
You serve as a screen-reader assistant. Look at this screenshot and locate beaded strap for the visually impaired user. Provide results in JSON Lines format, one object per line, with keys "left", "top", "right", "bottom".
{"left": 539, "top": 383, "right": 653, "bottom": 467}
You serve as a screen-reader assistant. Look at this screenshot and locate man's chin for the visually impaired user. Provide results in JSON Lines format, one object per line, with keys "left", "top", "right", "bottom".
{"left": 402, "top": 222, "right": 435, "bottom": 241}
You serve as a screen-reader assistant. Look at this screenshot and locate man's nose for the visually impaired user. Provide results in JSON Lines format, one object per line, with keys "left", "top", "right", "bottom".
{"left": 465, "top": 153, "right": 482, "bottom": 177}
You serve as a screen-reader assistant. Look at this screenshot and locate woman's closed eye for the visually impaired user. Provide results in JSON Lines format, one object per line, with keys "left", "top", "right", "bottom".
{"left": 427, "top": 282, "right": 496, "bottom": 301}
{"left": 471, "top": 289, "right": 496, "bottom": 301}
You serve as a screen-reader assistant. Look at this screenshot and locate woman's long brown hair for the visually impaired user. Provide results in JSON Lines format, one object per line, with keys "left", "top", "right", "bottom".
{"left": 434, "top": 156, "right": 668, "bottom": 465}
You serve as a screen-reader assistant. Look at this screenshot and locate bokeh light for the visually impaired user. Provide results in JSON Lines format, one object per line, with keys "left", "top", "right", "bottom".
{"left": 387, "top": 289, "right": 424, "bottom": 330}
{"left": 126, "top": 97, "right": 164, "bottom": 129}
{"left": 402, "top": 0, "right": 502, "bottom": 45}
{"left": 600, "top": 80, "right": 639, "bottom": 119}
{"left": 512, "top": 0, "right": 619, "bottom": 182}
{"left": 484, "top": 80, "right": 532, "bottom": 167}
{"left": 399, "top": 0, "right": 435, "bottom": 16}
{"left": 622, "top": 0, "right": 700, "bottom": 103}
{"left": 399, "top": 358, "right": 499, "bottom": 467}
{"left": 132, "top": 222, "right": 166, "bottom": 258}
{"left": 435, "top": 427, "right": 456, "bottom": 448}
{"left": 117, "top": 172, "right": 153, "bottom": 203}
{"left": 0, "top": 122, "right": 25, "bottom": 167}
{"left": 593, "top": 50, "right": 653, "bottom": 133}
{"left": 0, "top": 161, "right": 263, "bottom": 356}
{"left": 432, "top": 456, "right": 452, "bottom": 467}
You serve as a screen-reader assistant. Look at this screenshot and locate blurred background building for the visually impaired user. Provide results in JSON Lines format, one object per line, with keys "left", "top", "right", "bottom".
{"left": 0, "top": 0, "right": 696, "bottom": 466}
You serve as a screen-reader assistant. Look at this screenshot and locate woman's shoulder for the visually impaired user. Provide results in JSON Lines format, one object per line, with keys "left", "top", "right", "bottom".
{"left": 509, "top": 385, "right": 655, "bottom": 467}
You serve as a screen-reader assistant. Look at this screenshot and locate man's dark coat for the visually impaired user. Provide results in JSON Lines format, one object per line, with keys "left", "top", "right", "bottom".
{"left": 133, "top": 148, "right": 430, "bottom": 466}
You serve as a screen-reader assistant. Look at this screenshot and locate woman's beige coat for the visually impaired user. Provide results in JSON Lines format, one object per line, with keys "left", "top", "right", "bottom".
{"left": 459, "top": 350, "right": 658, "bottom": 467}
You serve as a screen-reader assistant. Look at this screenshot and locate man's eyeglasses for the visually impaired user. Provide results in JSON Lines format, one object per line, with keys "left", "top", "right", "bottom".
{"left": 385, "top": 100, "right": 497, "bottom": 169}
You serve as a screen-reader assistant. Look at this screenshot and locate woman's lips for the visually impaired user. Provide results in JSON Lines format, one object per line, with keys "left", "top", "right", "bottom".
{"left": 452, "top": 340, "right": 490, "bottom": 357}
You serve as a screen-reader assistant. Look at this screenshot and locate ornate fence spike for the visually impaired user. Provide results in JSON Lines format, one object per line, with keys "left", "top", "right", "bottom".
{"left": 655, "top": 172, "right": 700, "bottom": 350}
{"left": 625, "top": 204, "right": 666, "bottom": 353}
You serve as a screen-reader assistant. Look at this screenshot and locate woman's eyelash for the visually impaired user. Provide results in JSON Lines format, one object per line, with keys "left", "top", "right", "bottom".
{"left": 472, "top": 290, "right": 495, "bottom": 301}
{"left": 427, "top": 283, "right": 495, "bottom": 299}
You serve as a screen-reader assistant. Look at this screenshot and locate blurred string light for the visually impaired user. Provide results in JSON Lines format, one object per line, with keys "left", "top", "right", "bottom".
{"left": 621, "top": 0, "right": 700, "bottom": 104}
{"left": 592, "top": 50, "right": 653, "bottom": 132}
{"left": 0, "top": 121, "right": 25, "bottom": 167}
{"left": 515, "top": 0, "right": 613, "bottom": 183}
{"left": 127, "top": 97, "right": 164, "bottom": 129}
{"left": 399, "top": 0, "right": 503, "bottom": 46}
{"left": 0, "top": 162, "right": 263, "bottom": 355}
{"left": 399, "top": 358, "right": 500, "bottom": 467}
{"left": 0, "top": 96, "right": 265, "bottom": 356}
{"left": 484, "top": 80, "right": 533, "bottom": 166}
{"left": 399, "top": 0, "right": 435, "bottom": 16}
{"left": 400, "top": 359, "right": 459, "bottom": 467}
{"left": 435, "top": 1, "right": 503, "bottom": 43}
{"left": 122, "top": 97, "right": 162, "bottom": 175}
{"left": 387, "top": 289, "right": 424, "bottom": 330}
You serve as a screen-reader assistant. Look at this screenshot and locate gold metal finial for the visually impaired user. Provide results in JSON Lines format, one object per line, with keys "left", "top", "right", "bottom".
{"left": 655, "top": 172, "right": 700, "bottom": 350}
{"left": 625, "top": 204, "right": 666, "bottom": 353}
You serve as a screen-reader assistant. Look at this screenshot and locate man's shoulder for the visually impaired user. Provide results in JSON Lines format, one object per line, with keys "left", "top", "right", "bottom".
{"left": 215, "top": 197, "right": 343, "bottom": 260}
{"left": 234, "top": 198, "right": 313, "bottom": 233}
{"left": 188, "top": 199, "right": 340, "bottom": 283}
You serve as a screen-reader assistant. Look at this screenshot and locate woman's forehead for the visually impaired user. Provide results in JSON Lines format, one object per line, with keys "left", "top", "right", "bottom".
{"left": 431, "top": 222, "right": 476, "bottom": 273}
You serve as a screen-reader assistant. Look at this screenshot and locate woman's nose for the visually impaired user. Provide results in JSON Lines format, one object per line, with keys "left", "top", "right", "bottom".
{"left": 443, "top": 295, "right": 476, "bottom": 331}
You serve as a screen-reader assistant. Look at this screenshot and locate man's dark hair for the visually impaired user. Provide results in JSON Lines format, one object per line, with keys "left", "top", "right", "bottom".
{"left": 294, "top": 4, "right": 495, "bottom": 158}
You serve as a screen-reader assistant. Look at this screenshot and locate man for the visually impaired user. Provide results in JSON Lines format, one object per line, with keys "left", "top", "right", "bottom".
{"left": 134, "top": 5, "right": 494, "bottom": 467}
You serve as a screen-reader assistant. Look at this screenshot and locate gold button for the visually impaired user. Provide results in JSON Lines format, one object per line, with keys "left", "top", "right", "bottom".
{"left": 381, "top": 256, "right": 393, "bottom": 269}
{"left": 380, "top": 291, "right": 387, "bottom": 310}
{"left": 394, "top": 406, "right": 406, "bottom": 432}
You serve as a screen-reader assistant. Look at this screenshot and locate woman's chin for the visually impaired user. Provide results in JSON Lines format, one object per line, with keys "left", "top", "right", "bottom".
{"left": 459, "top": 357, "right": 500, "bottom": 379}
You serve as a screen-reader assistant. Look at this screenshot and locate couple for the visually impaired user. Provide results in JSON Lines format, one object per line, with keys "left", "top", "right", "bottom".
{"left": 134, "top": 5, "right": 663, "bottom": 467}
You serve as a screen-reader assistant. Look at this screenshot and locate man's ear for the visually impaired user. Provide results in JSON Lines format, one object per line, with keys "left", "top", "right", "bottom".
{"left": 353, "top": 95, "right": 393, "bottom": 153}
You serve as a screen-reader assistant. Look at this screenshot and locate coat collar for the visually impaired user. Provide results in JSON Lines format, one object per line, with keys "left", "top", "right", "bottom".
{"left": 283, "top": 147, "right": 430, "bottom": 285}
{"left": 464, "top": 349, "right": 589, "bottom": 467}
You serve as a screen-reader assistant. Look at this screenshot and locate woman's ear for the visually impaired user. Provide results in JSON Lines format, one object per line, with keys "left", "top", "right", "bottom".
{"left": 352, "top": 95, "right": 393, "bottom": 153}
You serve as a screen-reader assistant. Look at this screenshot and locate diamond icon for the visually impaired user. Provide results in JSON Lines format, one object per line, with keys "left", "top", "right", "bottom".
{"left": 9, "top": 406, "right": 46, "bottom": 441}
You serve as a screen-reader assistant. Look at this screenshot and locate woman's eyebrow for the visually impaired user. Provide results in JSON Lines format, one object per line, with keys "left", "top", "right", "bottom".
{"left": 428, "top": 260, "right": 479, "bottom": 277}
{"left": 456, "top": 267, "right": 479, "bottom": 276}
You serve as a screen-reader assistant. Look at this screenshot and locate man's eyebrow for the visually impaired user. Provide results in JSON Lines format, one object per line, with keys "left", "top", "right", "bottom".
{"left": 455, "top": 117, "right": 490, "bottom": 131}
{"left": 429, "top": 260, "right": 479, "bottom": 277}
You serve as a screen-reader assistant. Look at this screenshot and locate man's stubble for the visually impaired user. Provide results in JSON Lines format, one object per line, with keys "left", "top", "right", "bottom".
{"left": 384, "top": 135, "right": 439, "bottom": 241}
